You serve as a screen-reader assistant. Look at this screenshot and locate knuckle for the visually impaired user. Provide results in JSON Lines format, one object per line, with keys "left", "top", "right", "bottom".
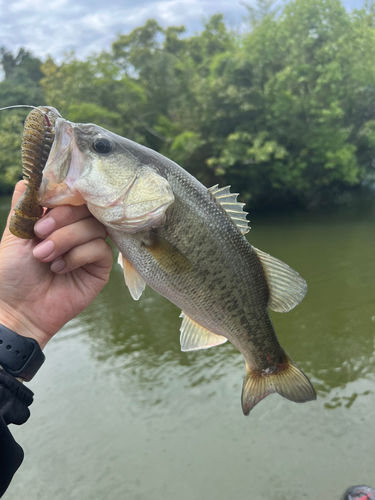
{"left": 96, "top": 237, "right": 110, "bottom": 252}
{"left": 63, "top": 205, "right": 79, "bottom": 221}
{"left": 96, "top": 239, "right": 113, "bottom": 260}
{"left": 62, "top": 205, "right": 83, "bottom": 223}
{"left": 87, "top": 217, "right": 107, "bottom": 239}
{"left": 97, "top": 223, "right": 108, "bottom": 240}
{"left": 50, "top": 204, "right": 89, "bottom": 227}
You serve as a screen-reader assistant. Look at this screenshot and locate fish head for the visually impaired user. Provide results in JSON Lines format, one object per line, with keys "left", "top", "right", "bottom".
{"left": 39, "top": 118, "right": 174, "bottom": 232}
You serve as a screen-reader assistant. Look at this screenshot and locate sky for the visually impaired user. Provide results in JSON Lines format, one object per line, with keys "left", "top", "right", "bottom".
{"left": 0, "top": 0, "right": 366, "bottom": 65}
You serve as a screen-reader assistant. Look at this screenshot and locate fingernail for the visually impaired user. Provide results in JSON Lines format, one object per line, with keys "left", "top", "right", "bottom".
{"left": 33, "top": 240, "right": 55, "bottom": 260}
{"left": 51, "top": 257, "right": 66, "bottom": 273}
{"left": 34, "top": 217, "right": 56, "bottom": 237}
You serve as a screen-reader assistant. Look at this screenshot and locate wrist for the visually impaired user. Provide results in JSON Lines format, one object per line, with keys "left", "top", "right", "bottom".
{"left": 0, "top": 300, "right": 49, "bottom": 350}
{"left": 0, "top": 324, "right": 46, "bottom": 381}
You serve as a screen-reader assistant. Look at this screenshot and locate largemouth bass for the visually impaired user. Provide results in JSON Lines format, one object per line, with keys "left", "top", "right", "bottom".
{"left": 39, "top": 118, "right": 316, "bottom": 415}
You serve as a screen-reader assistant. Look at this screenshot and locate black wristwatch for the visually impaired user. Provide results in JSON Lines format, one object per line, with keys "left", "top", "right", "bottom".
{"left": 0, "top": 324, "right": 45, "bottom": 381}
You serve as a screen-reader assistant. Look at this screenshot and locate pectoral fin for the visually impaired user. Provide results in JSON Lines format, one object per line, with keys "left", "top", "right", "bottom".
{"left": 117, "top": 252, "right": 146, "bottom": 300}
{"left": 252, "top": 247, "right": 307, "bottom": 312}
{"left": 179, "top": 312, "right": 228, "bottom": 351}
{"left": 145, "top": 232, "right": 192, "bottom": 275}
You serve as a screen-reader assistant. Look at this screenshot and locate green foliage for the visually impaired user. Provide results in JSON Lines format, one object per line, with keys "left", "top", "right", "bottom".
{"left": 205, "top": 0, "right": 375, "bottom": 207}
{"left": 1, "top": 0, "right": 375, "bottom": 209}
{"left": 41, "top": 54, "right": 147, "bottom": 139}
{"left": 0, "top": 48, "right": 45, "bottom": 108}
{"left": 0, "top": 48, "right": 46, "bottom": 193}
{"left": 0, "top": 114, "right": 23, "bottom": 194}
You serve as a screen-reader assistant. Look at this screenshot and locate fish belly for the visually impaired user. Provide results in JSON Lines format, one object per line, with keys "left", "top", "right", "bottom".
{"left": 107, "top": 195, "right": 282, "bottom": 369}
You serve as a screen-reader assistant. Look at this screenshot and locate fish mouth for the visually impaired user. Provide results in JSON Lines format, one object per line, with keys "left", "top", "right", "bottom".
{"left": 39, "top": 118, "right": 175, "bottom": 232}
{"left": 39, "top": 119, "right": 86, "bottom": 207}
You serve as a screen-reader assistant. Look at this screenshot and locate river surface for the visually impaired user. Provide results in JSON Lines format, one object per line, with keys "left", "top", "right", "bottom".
{"left": 1, "top": 195, "right": 374, "bottom": 500}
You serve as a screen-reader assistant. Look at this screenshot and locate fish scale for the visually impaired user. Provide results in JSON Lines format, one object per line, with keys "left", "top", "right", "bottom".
{"left": 39, "top": 117, "right": 316, "bottom": 415}
{"left": 111, "top": 173, "right": 288, "bottom": 378}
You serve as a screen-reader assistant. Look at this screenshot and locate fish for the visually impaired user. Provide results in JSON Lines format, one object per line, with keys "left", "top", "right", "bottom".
{"left": 9, "top": 106, "right": 61, "bottom": 239}
{"left": 39, "top": 117, "right": 316, "bottom": 415}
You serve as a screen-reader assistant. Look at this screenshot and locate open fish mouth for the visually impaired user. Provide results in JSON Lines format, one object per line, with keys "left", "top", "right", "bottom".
{"left": 39, "top": 119, "right": 86, "bottom": 207}
{"left": 39, "top": 118, "right": 175, "bottom": 233}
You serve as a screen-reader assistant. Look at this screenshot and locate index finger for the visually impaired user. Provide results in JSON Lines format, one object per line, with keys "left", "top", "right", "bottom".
{"left": 34, "top": 204, "right": 92, "bottom": 238}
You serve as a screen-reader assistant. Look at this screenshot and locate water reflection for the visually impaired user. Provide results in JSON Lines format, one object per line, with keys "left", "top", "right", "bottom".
{"left": 76, "top": 269, "right": 242, "bottom": 411}
{"left": 2, "top": 193, "right": 375, "bottom": 500}
{"left": 250, "top": 203, "right": 375, "bottom": 403}
{"left": 1, "top": 195, "right": 375, "bottom": 411}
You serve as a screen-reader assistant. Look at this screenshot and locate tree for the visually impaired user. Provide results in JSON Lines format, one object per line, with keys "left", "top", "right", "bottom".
{"left": 0, "top": 114, "right": 24, "bottom": 194}
{"left": 1, "top": 2, "right": 375, "bottom": 206}
{"left": 41, "top": 53, "right": 147, "bottom": 141}
{"left": 0, "top": 48, "right": 46, "bottom": 192}
{"left": 205, "top": 0, "right": 375, "bottom": 207}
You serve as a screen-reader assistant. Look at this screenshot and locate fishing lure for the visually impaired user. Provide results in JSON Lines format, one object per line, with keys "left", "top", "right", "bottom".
{"left": 4, "top": 106, "right": 62, "bottom": 238}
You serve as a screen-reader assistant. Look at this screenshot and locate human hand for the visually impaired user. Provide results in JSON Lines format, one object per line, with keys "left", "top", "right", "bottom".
{"left": 0, "top": 181, "right": 113, "bottom": 349}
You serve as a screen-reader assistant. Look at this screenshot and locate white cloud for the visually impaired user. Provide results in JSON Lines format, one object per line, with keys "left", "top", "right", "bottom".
{"left": 9, "top": 0, "right": 68, "bottom": 13}
{"left": 0, "top": 0, "right": 367, "bottom": 67}
{"left": 154, "top": 0, "right": 205, "bottom": 24}
{"left": 81, "top": 12, "right": 118, "bottom": 32}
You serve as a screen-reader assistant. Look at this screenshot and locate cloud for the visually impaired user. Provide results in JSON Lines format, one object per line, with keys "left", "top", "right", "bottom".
{"left": 0, "top": 0, "right": 366, "bottom": 67}
{"left": 8, "top": 0, "right": 69, "bottom": 13}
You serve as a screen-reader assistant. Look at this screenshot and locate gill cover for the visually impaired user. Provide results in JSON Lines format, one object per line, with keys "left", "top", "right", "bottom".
{"left": 88, "top": 166, "right": 174, "bottom": 233}
{"left": 39, "top": 119, "right": 175, "bottom": 233}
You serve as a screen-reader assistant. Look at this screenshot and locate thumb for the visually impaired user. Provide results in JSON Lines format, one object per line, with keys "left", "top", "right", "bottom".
{"left": 1, "top": 181, "right": 27, "bottom": 242}
{"left": 11, "top": 180, "right": 27, "bottom": 211}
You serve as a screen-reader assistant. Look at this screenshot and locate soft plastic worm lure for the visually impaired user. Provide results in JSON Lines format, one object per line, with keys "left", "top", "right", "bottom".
{"left": 3, "top": 106, "right": 62, "bottom": 238}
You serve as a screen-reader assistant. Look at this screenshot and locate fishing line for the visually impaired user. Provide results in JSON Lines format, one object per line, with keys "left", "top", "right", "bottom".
{"left": 0, "top": 105, "right": 52, "bottom": 126}
{"left": 0, "top": 104, "right": 37, "bottom": 111}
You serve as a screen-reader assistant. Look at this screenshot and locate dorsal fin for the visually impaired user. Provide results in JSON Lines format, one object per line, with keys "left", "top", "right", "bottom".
{"left": 117, "top": 252, "right": 146, "bottom": 300}
{"left": 208, "top": 184, "right": 249, "bottom": 235}
{"left": 252, "top": 247, "right": 307, "bottom": 313}
{"left": 179, "top": 312, "right": 228, "bottom": 351}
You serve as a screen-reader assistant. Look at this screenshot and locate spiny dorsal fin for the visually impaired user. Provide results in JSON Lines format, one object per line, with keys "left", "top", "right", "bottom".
{"left": 117, "top": 252, "right": 146, "bottom": 300}
{"left": 179, "top": 312, "right": 228, "bottom": 351}
{"left": 252, "top": 247, "right": 307, "bottom": 313}
{"left": 208, "top": 184, "right": 250, "bottom": 235}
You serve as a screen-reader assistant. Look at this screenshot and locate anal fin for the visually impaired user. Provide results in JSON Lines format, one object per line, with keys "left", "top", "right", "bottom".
{"left": 117, "top": 252, "right": 146, "bottom": 300}
{"left": 179, "top": 312, "right": 228, "bottom": 351}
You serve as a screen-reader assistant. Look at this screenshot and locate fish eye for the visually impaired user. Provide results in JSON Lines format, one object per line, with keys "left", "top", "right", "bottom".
{"left": 93, "top": 138, "right": 112, "bottom": 154}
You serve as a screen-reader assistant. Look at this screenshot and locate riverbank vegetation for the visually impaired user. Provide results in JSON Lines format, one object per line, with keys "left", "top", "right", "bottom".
{"left": 1, "top": 0, "right": 375, "bottom": 209}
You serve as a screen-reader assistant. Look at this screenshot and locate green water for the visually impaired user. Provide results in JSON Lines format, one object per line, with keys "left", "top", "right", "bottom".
{"left": 1, "top": 195, "right": 374, "bottom": 499}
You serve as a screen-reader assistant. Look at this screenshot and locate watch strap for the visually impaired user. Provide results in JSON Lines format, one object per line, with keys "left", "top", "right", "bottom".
{"left": 0, "top": 324, "right": 45, "bottom": 381}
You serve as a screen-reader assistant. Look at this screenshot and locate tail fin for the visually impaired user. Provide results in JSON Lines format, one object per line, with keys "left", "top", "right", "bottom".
{"left": 241, "top": 353, "right": 316, "bottom": 416}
